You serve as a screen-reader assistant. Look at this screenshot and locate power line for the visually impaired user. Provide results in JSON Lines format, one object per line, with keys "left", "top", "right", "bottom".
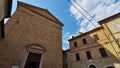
{"left": 67, "top": 0, "right": 120, "bottom": 59}
{"left": 67, "top": 0, "right": 97, "bottom": 28}
{"left": 73, "top": 0, "right": 98, "bottom": 23}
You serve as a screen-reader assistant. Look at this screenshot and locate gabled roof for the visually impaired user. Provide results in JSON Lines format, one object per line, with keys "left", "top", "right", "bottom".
{"left": 17, "top": 1, "right": 64, "bottom": 27}
{"left": 98, "top": 13, "right": 120, "bottom": 25}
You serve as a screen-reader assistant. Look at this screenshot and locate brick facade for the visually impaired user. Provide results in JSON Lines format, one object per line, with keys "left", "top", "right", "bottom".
{"left": 0, "top": 1, "right": 63, "bottom": 68}
{"left": 68, "top": 25, "right": 120, "bottom": 68}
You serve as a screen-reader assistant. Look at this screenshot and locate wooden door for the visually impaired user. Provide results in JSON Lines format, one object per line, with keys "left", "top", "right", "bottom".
{"left": 24, "top": 53, "right": 41, "bottom": 68}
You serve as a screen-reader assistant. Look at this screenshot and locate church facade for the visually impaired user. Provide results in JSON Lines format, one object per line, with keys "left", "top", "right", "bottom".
{"left": 0, "top": 1, "right": 63, "bottom": 68}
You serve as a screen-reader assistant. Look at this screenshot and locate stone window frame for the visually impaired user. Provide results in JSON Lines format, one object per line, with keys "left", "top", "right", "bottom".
{"left": 20, "top": 43, "right": 46, "bottom": 68}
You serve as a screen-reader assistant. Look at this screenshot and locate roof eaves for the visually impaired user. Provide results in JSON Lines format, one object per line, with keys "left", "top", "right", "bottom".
{"left": 68, "top": 26, "right": 103, "bottom": 41}
{"left": 98, "top": 12, "right": 120, "bottom": 25}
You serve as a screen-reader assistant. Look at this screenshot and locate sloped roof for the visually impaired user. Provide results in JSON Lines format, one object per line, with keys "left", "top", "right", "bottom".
{"left": 17, "top": 1, "right": 64, "bottom": 27}
{"left": 98, "top": 13, "right": 120, "bottom": 25}
{"left": 68, "top": 26, "right": 103, "bottom": 41}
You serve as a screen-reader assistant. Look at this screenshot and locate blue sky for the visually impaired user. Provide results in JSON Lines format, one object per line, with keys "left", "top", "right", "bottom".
{"left": 11, "top": 0, "right": 120, "bottom": 50}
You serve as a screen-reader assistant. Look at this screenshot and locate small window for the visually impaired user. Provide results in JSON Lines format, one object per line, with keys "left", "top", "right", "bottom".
{"left": 86, "top": 51, "right": 92, "bottom": 59}
{"left": 82, "top": 38, "right": 87, "bottom": 44}
{"left": 74, "top": 42, "right": 77, "bottom": 47}
{"left": 115, "top": 23, "right": 120, "bottom": 31}
{"left": 99, "top": 48, "right": 108, "bottom": 57}
{"left": 93, "top": 34, "right": 99, "bottom": 41}
{"left": 75, "top": 53, "right": 80, "bottom": 61}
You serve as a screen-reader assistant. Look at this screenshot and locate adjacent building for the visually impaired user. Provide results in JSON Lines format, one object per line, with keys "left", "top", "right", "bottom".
{"left": 68, "top": 13, "right": 120, "bottom": 68}
{"left": 0, "top": 1, "right": 63, "bottom": 68}
{"left": 0, "top": 0, "right": 12, "bottom": 21}
{"left": 0, "top": 0, "right": 12, "bottom": 38}
{"left": 99, "top": 13, "right": 120, "bottom": 48}
{"left": 63, "top": 49, "right": 71, "bottom": 68}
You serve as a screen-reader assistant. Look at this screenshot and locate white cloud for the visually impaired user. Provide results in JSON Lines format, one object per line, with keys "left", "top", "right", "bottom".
{"left": 11, "top": 0, "right": 18, "bottom": 15}
{"left": 69, "top": 0, "right": 120, "bottom": 32}
{"left": 63, "top": 32, "right": 75, "bottom": 50}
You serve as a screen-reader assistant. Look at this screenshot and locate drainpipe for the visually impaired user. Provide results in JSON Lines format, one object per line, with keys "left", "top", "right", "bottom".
{"left": 103, "top": 24, "right": 120, "bottom": 60}
{"left": 0, "top": 18, "right": 5, "bottom": 38}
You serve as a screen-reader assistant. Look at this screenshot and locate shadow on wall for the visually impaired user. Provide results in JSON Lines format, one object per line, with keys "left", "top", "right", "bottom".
{"left": 68, "top": 27, "right": 120, "bottom": 68}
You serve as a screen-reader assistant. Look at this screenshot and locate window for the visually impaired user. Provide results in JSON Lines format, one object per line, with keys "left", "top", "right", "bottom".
{"left": 74, "top": 42, "right": 77, "bottom": 47}
{"left": 99, "top": 48, "right": 108, "bottom": 57}
{"left": 75, "top": 53, "right": 80, "bottom": 61}
{"left": 115, "top": 23, "right": 120, "bottom": 31}
{"left": 86, "top": 51, "right": 92, "bottom": 59}
{"left": 93, "top": 34, "right": 99, "bottom": 41}
{"left": 82, "top": 38, "right": 87, "bottom": 44}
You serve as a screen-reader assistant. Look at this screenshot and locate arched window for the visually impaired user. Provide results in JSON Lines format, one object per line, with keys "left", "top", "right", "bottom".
{"left": 89, "top": 64, "right": 96, "bottom": 68}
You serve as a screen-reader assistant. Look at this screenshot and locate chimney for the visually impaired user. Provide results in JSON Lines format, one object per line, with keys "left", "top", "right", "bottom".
{"left": 76, "top": 32, "right": 82, "bottom": 36}
{"left": 0, "top": 18, "right": 5, "bottom": 38}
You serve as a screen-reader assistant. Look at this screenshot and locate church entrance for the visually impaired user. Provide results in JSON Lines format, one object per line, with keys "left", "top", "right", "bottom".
{"left": 24, "top": 53, "right": 41, "bottom": 68}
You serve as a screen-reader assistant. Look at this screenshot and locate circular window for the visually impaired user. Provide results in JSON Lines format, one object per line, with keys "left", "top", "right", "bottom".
{"left": 89, "top": 65, "right": 96, "bottom": 68}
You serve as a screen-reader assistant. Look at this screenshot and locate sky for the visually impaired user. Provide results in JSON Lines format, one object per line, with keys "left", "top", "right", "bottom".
{"left": 10, "top": 0, "right": 120, "bottom": 50}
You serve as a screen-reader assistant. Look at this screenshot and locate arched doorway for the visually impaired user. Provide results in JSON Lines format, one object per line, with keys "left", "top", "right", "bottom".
{"left": 24, "top": 53, "right": 41, "bottom": 68}
{"left": 89, "top": 64, "right": 96, "bottom": 68}
{"left": 24, "top": 43, "right": 46, "bottom": 68}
